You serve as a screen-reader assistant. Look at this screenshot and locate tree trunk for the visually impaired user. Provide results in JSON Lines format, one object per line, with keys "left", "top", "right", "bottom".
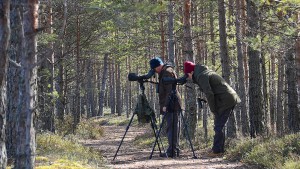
{"left": 98, "top": 54, "right": 108, "bottom": 116}
{"left": 269, "top": 53, "right": 276, "bottom": 134}
{"left": 6, "top": 0, "right": 20, "bottom": 161}
{"left": 296, "top": 12, "right": 300, "bottom": 111}
{"left": 286, "top": 48, "right": 300, "bottom": 133}
{"left": 38, "top": 0, "right": 55, "bottom": 132}
{"left": 183, "top": 0, "right": 197, "bottom": 139}
{"left": 0, "top": 0, "right": 10, "bottom": 168}
{"left": 110, "top": 59, "right": 116, "bottom": 115}
{"left": 247, "top": 0, "right": 264, "bottom": 138}
{"left": 74, "top": 4, "right": 81, "bottom": 131}
{"left": 297, "top": 12, "right": 300, "bottom": 114}
{"left": 241, "top": 0, "right": 249, "bottom": 91}
{"left": 14, "top": 1, "right": 38, "bottom": 168}
{"left": 235, "top": 0, "right": 249, "bottom": 136}
{"left": 218, "top": 0, "right": 237, "bottom": 138}
{"left": 276, "top": 58, "right": 285, "bottom": 137}
{"left": 55, "top": 0, "right": 67, "bottom": 122}
{"left": 168, "top": 1, "right": 175, "bottom": 65}
{"left": 209, "top": 1, "right": 216, "bottom": 69}
{"left": 116, "top": 62, "right": 122, "bottom": 116}
{"left": 261, "top": 41, "right": 269, "bottom": 136}
{"left": 86, "top": 58, "right": 95, "bottom": 117}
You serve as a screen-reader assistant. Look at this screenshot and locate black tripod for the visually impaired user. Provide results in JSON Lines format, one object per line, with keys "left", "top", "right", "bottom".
{"left": 149, "top": 83, "right": 197, "bottom": 159}
{"left": 113, "top": 80, "right": 165, "bottom": 161}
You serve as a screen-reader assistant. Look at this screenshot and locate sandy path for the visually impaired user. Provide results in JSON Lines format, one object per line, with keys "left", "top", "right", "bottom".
{"left": 84, "top": 125, "right": 251, "bottom": 169}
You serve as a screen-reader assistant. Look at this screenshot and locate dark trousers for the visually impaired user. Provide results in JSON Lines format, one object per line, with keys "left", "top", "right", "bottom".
{"left": 165, "top": 111, "right": 180, "bottom": 154}
{"left": 212, "top": 107, "right": 234, "bottom": 153}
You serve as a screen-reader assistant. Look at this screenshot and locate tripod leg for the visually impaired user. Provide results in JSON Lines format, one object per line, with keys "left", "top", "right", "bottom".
{"left": 150, "top": 117, "right": 162, "bottom": 153}
{"left": 149, "top": 113, "right": 167, "bottom": 159}
{"left": 180, "top": 111, "right": 197, "bottom": 159}
{"left": 150, "top": 117, "right": 166, "bottom": 154}
{"left": 113, "top": 113, "right": 135, "bottom": 161}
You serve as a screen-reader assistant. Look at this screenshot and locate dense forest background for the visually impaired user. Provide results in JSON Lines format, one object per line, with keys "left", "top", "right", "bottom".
{"left": 0, "top": 0, "right": 299, "bottom": 168}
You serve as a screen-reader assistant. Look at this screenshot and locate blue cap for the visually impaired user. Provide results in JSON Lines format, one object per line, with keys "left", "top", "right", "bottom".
{"left": 149, "top": 57, "right": 163, "bottom": 69}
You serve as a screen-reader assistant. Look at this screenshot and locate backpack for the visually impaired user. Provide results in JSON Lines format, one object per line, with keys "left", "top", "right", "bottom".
{"left": 134, "top": 93, "right": 156, "bottom": 123}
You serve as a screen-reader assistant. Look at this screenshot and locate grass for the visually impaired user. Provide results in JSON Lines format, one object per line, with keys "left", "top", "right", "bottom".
{"left": 35, "top": 132, "right": 104, "bottom": 169}
{"left": 226, "top": 133, "right": 300, "bottom": 169}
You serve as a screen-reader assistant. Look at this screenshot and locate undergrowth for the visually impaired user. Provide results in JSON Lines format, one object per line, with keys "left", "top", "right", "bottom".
{"left": 226, "top": 133, "right": 300, "bottom": 169}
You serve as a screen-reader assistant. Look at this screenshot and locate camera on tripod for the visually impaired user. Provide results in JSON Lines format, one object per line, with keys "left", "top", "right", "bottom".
{"left": 128, "top": 69, "right": 155, "bottom": 82}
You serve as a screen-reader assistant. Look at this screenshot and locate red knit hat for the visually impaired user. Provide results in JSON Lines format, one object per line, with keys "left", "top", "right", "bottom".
{"left": 184, "top": 61, "right": 195, "bottom": 74}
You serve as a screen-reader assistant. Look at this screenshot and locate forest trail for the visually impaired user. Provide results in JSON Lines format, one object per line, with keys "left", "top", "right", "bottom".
{"left": 84, "top": 125, "right": 251, "bottom": 169}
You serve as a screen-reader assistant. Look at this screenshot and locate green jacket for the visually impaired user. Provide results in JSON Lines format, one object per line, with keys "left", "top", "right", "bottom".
{"left": 192, "top": 65, "right": 240, "bottom": 114}
{"left": 158, "top": 64, "right": 182, "bottom": 114}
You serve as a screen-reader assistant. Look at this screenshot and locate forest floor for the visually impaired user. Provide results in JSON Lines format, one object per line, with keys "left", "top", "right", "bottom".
{"left": 83, "top": 124, "right": 254, "bottom": 169}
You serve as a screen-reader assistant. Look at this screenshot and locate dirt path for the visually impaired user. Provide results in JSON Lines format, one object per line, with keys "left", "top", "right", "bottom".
{"left": 84, "top": 125, "right": 251, "bottom": 169}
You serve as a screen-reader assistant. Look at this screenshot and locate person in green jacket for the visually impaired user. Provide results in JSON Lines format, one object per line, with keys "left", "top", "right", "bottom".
{"left": 183, "top": 61, "right": 241, "bottom": 157}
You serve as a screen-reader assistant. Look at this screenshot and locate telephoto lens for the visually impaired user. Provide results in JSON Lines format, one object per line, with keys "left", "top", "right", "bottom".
{"left": 128, "top": 73, "right": 139, "bottom": 81}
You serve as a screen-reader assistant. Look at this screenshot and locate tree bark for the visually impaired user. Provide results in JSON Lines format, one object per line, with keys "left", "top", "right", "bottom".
{"left": 276, "top": 58, "right": 285, "bottom": 137}
{"left": 218, "top": 0, "right": 237, "bottom": 138}
{"left": 286, "top": 48, "right": 300, "bottom": 133}
{"left": 235, "top": 0, "right": 249, "bottom": 136}
{"left": 98, "top": 54, "right": 108, "bottom": 116}
{"left": 6, "top": 0, "right": 24, "bottom": 161}
{"left": 269, "top": 53, "right": 276, "bottom": 134}
{"left": 183, "top": 0, "right": 197, "bottom": 139}
{"left": 247, "top": 0, "right": 264, "bottom": 138}
{"left": 0, "top": 0, "right": 10, "bottom": 168}
{"left": 14, "top": 1, "right": 38, "bottom": 168}
{"left": 110, "top": 58, "right": 116, "bottom": 115}
{"left": 116, "top": 62, "right": 122, "bottom": 116}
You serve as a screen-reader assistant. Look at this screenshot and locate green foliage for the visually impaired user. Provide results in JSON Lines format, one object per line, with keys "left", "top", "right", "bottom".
{"left": 38, "top": 33, "right": 58, "bottom": 45}
{"left": 36, "top": 132, "right": 104, "bottom": 168}
{"left": 226, "top": 134, "right": 300, "bottom": 169}
{"left": 75, "top": 119, "right": 104, "bottom": 140}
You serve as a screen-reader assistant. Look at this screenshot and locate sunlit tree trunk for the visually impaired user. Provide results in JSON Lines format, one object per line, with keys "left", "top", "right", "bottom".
{"left": 14, "top": 1, "right": 38, "bottom": 168}
{"left": 183, "top": 0, "right": 197, "bottom": 139}
{"left": 235, "top": 0, "right": 249, "bottom": 136}
{"left": 0, "top": 0, "right": 10, "bottom": 168}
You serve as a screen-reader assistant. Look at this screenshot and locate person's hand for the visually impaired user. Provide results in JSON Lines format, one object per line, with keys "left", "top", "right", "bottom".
{"left": 162, "top": 107, "right": 166, "bottom": 112}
